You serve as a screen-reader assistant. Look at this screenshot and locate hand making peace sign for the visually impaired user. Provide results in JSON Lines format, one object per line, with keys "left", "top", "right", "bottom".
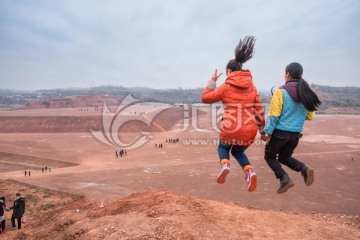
{"left": 211, "top": 69, "right": 223, "bottom": 82}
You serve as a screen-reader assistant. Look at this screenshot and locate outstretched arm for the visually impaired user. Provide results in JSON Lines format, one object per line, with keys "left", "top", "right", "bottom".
{"left": 10, "top": 200, "right": 20, "bottom": 210}
{"left": 201, "top": 69, "right": 224, "bottom": 104}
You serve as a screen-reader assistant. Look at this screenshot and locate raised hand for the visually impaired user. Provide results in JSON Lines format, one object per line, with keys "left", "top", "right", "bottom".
{"left": 211, "top": 69, "right": 223, "bottom": 82}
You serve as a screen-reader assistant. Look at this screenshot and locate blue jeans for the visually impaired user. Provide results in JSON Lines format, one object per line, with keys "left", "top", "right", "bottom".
{"left": 217, "top": 141, "right": 250, "bottom": 168}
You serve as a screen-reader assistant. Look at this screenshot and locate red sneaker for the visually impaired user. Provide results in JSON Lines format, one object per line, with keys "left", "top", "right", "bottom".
{"left": 217, "top": 163, "right": 230, "bottom": 184}
{"left": 245, "top": 169, "right": 257, "bottom": 192}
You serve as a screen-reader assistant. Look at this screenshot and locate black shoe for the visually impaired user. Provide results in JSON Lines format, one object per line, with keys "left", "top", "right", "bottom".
{"left": 301, "top": 164, "right": 314, "bottom": 186}
{"left": 277, "top": 174, "right": 294, "bottom": 194}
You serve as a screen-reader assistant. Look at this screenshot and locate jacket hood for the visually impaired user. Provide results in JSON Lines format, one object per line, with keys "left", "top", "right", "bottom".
{"left": 280, "top": 80, "right": 301, "bottom": 102}
{"left": 225, "top": 70, "right": 253, "bottom": 89}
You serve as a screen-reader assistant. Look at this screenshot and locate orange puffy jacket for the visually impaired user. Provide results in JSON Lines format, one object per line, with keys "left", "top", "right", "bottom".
{"left": 202, "top": 70, "right": 265, "bottom": 146}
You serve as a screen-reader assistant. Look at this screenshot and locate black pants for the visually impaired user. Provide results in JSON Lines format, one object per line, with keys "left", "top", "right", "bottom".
{"left": 11, "top": 216, "right": 21, "bottom": 229}
{"left": 1, "top": 219, "right": 5, "bottom": 231}
{"left": 264, "top": 129, "right": 303, "bottom": 179}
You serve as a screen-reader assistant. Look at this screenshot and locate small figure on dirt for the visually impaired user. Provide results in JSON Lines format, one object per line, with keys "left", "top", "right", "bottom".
{"left": 260, "top": 62, "right": 321, "bottom": 193}
{"left": 201, "top": 36, "right": 265, "bottom": 192}
{"left": 0, "top": 196, "right": 7, "bottom": 234}
{"left": 115, "top": 151, "right": 118, "bottom": 158}
{"left": 7, "top": 192, "right": 25, "bottom": 230}
{"left": 28, "top": 171, "right": 31, "bottom": 177}
{"left": 42, "top": 167, "right": 44, "bottom": 173}
{"left": 24, "top": 171, "right": 27, "bottom": 177}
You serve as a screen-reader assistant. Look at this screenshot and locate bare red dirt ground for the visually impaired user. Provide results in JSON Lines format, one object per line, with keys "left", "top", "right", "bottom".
{"left": 1, "top": 181, "right": 359, "bottom": 240}
{"left": 0, "top": 106, "right": 360, "bottom": 239}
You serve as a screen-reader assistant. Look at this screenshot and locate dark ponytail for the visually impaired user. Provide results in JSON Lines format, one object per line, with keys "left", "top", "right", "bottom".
{"left": 226, "top": 36, "right": 256, "bottom": 72}
{"left": 285, "top": 62, "right": 322, "bottom": 111}
{"left": 297, "top": 78, "right": 321, "bottom": 111}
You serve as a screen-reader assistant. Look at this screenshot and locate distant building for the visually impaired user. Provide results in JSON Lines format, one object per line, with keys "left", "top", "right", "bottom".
{"left": 174, "top": 103, "right": 185, "bottom": 108}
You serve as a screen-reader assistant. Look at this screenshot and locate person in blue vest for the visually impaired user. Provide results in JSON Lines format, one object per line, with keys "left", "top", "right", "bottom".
{"left": 261, "top": 62, "right": 321, "bottom": 193}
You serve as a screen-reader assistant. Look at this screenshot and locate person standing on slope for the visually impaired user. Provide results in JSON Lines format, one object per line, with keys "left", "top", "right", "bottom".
{"left": 261, "top": 62, "right": 321, "bottom": 193}
{"left": 0, "top": 196, "right": 6, "bottom": 234}
{"left": 202, "top": 36, "right": 265, "bottom": 192}
{"left": 8, "top": 193, "right": 26, "bottom": 230}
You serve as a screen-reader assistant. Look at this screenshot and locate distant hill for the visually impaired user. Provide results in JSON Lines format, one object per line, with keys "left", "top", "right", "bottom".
{"left": 0, "top": 86, "right": 205, "bottom": 110}
{"left": 311, "top": 84, "right": 360, "bottom": 114}
{"left": 312, "top": 84, "right": 360, "bottom": 107}
{"left": 30, "top": 86, "right": 205, "bottom": 104}
{"left": 1, "top": 84, "right": 360, "bottom": 114}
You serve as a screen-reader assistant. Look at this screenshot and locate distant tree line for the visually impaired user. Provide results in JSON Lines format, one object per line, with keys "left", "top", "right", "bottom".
{"left": 1, "top": 84, "right": 359, "bottom": 110}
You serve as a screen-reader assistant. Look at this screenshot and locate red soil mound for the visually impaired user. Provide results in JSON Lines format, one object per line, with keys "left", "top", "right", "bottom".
{"left": 1, "top": 181, "right": 359, "bottom": 240}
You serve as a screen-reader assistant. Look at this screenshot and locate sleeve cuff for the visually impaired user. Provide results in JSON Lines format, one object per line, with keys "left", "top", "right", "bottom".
{"left": 206, "top": 80, "right": 216, "bottom": 90}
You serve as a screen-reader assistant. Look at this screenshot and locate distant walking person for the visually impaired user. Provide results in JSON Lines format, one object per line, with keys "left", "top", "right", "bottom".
{"left": 28, "top": 171, "right": 31, "bottom": 177}
{"left": 261, "top": 62, "right": 321, "bottom": 193}
{"left": 42, "top": 167, "right": 44, "bottom": 173}
{"left": 24, "top": 171, "right": 27, "bottom": 177}
{"left": 8, "top": 193, "right": 25, "bottom": 230}
{"left": 0, "top": 196, "right": 6, "bottom": 234}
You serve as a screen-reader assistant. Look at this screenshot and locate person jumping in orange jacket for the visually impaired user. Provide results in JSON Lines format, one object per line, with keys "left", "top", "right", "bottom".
{"left": 202, "top": 36, "right": 265, "bottom": 192}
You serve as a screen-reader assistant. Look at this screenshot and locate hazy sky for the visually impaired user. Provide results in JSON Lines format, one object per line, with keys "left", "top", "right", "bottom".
{"left": 0, "top": 0, "right": 359, "bottom": 91}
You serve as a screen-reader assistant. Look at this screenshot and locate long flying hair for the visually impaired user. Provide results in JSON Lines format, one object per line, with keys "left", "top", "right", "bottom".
{"left": 226, "top": 36, "right": 256, "bottom": 71}
{"left": 286, "top": 62, "right": 322, "bottom": 111}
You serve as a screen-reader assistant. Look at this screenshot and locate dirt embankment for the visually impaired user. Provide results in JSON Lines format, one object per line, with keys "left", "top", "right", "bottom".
{"left": 0, "top": 152, "right": 78, "bottom": 173}
{"left": 22, "top": 96, "right": 120, "bottom": 110}
{"left": 0, "top": 107, "right": 186, "bottom": 133}
{"left": 0, "top": 116, "right": 102, "bottom": 133}
{"left": 0, "top": 180, "right": 359, "bottom": 240}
